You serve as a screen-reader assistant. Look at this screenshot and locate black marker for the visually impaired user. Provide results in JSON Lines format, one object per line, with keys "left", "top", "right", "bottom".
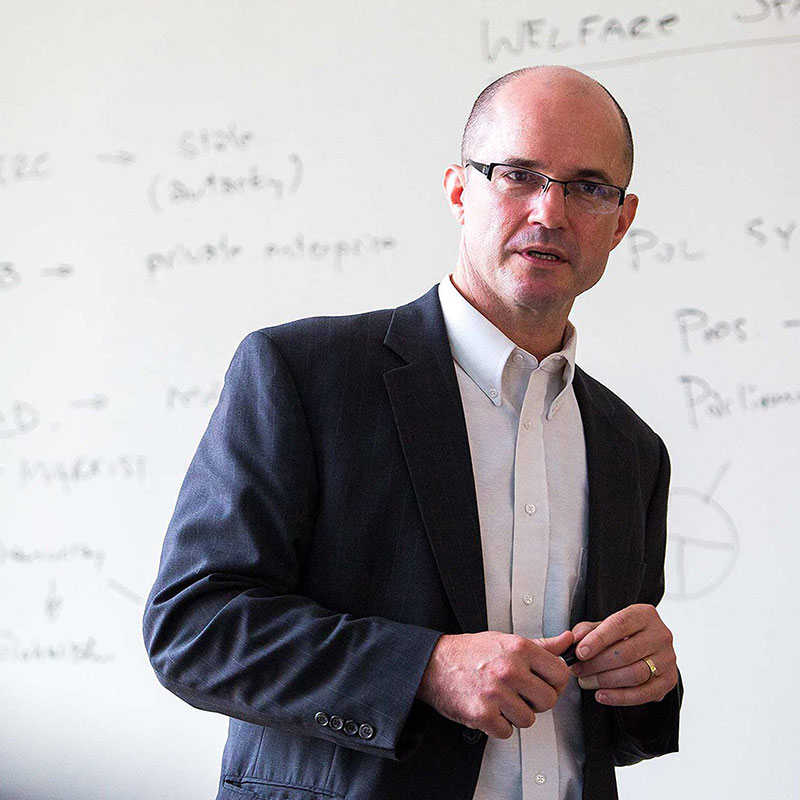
{"left": 561, "top": 643, "right": 579, "bottom": 666}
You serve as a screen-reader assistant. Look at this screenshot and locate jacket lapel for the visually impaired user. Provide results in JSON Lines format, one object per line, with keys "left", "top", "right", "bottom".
{"left": 383, "top": 287, "right": 487, "bottom": 633}
{"left": 573, "top": 367, "right": 642, "bottom": 623}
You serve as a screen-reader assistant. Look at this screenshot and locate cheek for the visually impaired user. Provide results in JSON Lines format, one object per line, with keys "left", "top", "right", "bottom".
{"left": 465, "top": 203, "right": 513, "bottom": 251}
{"left": 575, "top": 219, "right": 617, "bottom": 262}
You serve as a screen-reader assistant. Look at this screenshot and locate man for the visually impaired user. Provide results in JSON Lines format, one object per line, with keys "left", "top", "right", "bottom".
{"left": 144, "top": 66, "right": 681, "bottom": 800}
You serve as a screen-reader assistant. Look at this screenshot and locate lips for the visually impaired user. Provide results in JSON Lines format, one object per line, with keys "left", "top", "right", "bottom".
{"left": 519, "top": 247, "right": 568, "bottom": 263}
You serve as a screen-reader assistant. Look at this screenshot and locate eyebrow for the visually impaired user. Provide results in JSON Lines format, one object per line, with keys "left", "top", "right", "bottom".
{"left": 500, "top": 157, "right": 616, "bottom": 186}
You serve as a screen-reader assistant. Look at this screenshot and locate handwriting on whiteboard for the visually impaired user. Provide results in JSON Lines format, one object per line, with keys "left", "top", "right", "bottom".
{"left": 679, "top": 375, "right": 800, "bottom": 428}
{"left": 0, "top": 153, "right": 53, "bottom": 185}
{"left": 147, "top": 153, "right": 303, "bottom": 213}
{"left": 625, "top": 218, "right": 797, "bottom": 271}
{"left": 480, "top": 13, "right": 680, "bottom": 62}
{"left": 479, "top": 5, "right": 800, "bottom": 68}
{"left": 0, "top": 632, "right": 113, "bottom": 664}
{"left": 734, "top": 0, "right": 800, "bottom": 24}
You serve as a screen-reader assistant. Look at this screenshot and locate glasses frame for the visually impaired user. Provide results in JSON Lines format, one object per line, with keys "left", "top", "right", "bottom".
{"left": 465, "top": 159, "right": 626, "bottom": 213}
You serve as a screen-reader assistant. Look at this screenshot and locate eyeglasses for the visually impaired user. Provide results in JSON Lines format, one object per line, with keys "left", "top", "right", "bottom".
{"left": 466, "top": 160, "right": 626, "bottom": 215}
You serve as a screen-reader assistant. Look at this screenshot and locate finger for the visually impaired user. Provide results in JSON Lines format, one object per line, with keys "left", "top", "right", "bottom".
{"left": 482, "top": 713, "right": 515, "bottom": 739}
{"left": 505, "top": 636, "right": 569, "bottom": 693}
{"left": 571, "top": 630, "right": 649, "bottom": 676}
{"left": 571, "top": 621, "right": 600, "bottom": 644}
{"left": 526, "top": 651, "right": 571, "bottom": 695}
{"left": 592, "top": 677, "right": 671, "bottom": 707}
{"left": 575, "top": 605, "right": 652, "bottom": 662}
{"left": 517, "top": 673, "right": 559, "bottom": 712}
{"left": 532, "top": 629, "right": 574, "bottom": 656}
{"left": 499, "top": 696, "right": 538, "bottom": 729}
{"left": 576, "top": 659, "right": 654, "bottom": 690}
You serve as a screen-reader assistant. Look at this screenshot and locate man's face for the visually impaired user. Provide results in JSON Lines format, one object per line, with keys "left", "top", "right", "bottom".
{"left": 446, "top": 72, "right": 638, "bottom": 324}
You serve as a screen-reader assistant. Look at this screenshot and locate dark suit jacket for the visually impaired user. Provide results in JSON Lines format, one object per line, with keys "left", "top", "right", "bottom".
{"left": 143, "top": 286, "right": 681, "bottom": 800}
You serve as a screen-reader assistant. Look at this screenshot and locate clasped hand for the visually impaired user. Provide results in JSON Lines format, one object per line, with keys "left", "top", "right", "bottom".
{"left": 417, "top": 604, "right": 677, "bottom": 739}
{"left": 569, "top": 603, "right": 678, "bottom": 706}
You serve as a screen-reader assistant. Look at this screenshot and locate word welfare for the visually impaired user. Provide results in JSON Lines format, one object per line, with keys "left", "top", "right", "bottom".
{"left": 481, "top": 13, "right": 680, "bottom": 61}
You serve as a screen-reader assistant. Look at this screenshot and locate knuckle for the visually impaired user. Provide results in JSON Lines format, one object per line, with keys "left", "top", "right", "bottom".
{"left": 506, "top": 634, "right": 529, "bottom": 654}
{"left": 492, "top": 660, "right": 515, "bottom": 683}
{"left": 611, "top": 609, "right": 632, "bottom": 636}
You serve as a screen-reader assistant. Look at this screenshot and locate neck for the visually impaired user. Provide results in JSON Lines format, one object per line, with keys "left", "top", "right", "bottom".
{"left": 449, "top": 271, "right": 571, "bottom": 362}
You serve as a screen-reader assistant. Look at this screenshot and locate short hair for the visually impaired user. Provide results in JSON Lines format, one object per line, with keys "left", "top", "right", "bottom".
{"left": 460, "top": 67, "right": 635, "bottom": 186}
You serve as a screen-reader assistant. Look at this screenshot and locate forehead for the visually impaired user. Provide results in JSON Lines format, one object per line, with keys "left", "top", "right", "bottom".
{"left": 477, "top": 74, "right": 629, "bottom": 184}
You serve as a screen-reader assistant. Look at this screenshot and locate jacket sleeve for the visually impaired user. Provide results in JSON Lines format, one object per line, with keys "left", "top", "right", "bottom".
{"left": 611, "top": 436, "right": 683, "bottom": 765}
{"left": 142, "top": 331, "right": 441, "bottom": 760}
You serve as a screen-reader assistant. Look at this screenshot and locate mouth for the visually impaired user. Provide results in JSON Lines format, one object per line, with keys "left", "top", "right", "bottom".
{"left": 518, "top": 248, "right": 568, "bottom": 264}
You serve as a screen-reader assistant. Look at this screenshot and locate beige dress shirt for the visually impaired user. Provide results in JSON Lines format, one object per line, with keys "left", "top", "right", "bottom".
{"left": 438, "top": 275, "right": 588, "bottom": 800}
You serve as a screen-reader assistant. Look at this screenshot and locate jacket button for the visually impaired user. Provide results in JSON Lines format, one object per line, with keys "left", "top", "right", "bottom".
{"left": 329, "top": 715, "right": 344, "bottom": 731}
{"left": 314, "top": 712, "right": 329, "bottom": 727}
{"left": 358, "top": 723, "right": 375, "bottom": 740}
{"left": 462, "top": 728, "right": 483, "bottom": 744}
{"left": 343, "top": 720, "right": 359, "bottom": 736}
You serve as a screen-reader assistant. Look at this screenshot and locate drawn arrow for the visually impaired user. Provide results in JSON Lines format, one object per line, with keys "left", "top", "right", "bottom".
{"left": 69, "top": 395, "right": 109, "bottom": 410}
{"left": 96, "top": 151, "right": 136, "bottom": 166}
{"left": 41, "top": 263, "right": 75, "bottom": 278}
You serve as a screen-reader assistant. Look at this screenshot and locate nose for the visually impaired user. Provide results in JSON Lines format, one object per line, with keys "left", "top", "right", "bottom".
{"left": 527, "top": 180, "right": 568, "bottom": 229}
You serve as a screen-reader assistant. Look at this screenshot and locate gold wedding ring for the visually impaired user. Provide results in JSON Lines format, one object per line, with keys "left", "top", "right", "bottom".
{"left": 642, "top": 657, "right": 658, "bottom": 680}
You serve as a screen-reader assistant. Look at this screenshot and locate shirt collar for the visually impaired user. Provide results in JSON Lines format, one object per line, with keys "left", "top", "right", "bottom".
{"left": 437, "top": 275, "right": 577, "bottom": 412}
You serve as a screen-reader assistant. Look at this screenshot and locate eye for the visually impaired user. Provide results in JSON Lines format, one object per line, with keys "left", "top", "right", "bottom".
{"left": 496, "top": 167, "right": 546, "bottom": 188}
{"left": 506, "top": 170, "right": 535, "bottom": 183}
{"left": 572, "top": 181, "right": 613, "bottom": 199}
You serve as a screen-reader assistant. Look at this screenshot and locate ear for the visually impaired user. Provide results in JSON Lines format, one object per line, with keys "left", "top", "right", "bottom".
{"left": 443, "top": 164, "right": 467, "bottom": 225}
{"left": 610, "top": 193, "right": 638, "bottom": 251}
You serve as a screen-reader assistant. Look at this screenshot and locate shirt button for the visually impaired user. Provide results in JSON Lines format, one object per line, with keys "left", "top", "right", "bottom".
{"left": 489, "top": 388, "right": 498, "bottom": 398}
{"left": 522, "top": 593, "right": 533, "bottom": 606}
{"left": 535, "top": 773, "right": 546, "bottom": 785}
{"left": 329, "top": 715, "right": 344, "bottom": 731}
{"left": 523, "top": 420, "right": 532, "bottom": 430}
{"left": 512, "top": 352, "right": 524, "bottom": 364}
{"left": 314, "top": 712, "right": 329, "bottom": 727}
{"left": 525, "top": 503, "right": 536, "bottom": 515}
{"left": 343, "top": 720, "right": 359, "bottom": 736}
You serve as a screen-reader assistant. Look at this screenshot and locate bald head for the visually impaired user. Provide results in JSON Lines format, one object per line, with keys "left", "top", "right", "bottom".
{"left": 461, "top": 66, "right": 634, "bottom": 186}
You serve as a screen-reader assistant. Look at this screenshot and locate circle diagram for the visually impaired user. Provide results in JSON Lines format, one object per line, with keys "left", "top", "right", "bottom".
{"left": 665, "top": 487, "right": 739, "bottom": 600}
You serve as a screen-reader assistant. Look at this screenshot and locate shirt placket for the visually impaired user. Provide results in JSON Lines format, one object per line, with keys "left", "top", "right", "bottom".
{"left": 512, "top": 367, "right": 559, "bottom": 800}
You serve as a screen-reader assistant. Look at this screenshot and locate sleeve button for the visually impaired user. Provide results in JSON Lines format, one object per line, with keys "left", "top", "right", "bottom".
{"left": 462, "top": 728, "right": 483, "bottom": 744}
{"left": 343, "top": 720, "right": 359, "bottom": 736}
{"left": 314, "top": 712, "right": 329, "bottom": 727}
{"left": 329, "top": 715, "right": 344, "bottom": 731}
{"left": 358, "top": 723, "right": 375, "bottom": 740}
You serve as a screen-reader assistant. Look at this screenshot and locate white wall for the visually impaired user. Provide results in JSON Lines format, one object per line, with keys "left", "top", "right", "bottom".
{"left": 2, "top": 1, "right": 799, "bottom": 797}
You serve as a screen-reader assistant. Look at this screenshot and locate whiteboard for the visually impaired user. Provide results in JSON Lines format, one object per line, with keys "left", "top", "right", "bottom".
{"left": 2, "top": 1, "right": 799, "bottom": 798}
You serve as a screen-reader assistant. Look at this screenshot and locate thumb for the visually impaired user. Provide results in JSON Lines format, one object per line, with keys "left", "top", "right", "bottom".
{"left": 532, "top": 629, "right": 574, "bottom": 656}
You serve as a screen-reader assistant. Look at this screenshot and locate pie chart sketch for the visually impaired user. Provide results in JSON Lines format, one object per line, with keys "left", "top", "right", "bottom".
{"left": 665, "top": 473, "right": 739, "bottom": 601}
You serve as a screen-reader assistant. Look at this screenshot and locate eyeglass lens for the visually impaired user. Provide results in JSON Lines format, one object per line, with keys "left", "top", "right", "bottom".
{"left": 491, "top": 165, "right": 620, "bottom": 214}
